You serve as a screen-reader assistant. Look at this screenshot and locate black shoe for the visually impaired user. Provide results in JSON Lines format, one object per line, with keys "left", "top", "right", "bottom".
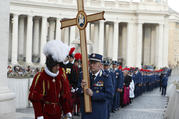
{"left": 111, "top": 110, "right": 115, "bottom": 113}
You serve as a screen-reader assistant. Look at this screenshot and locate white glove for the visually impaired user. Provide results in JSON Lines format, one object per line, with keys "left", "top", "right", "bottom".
{"left": 37, "top": 116, "right": 44, "bottom": 119}
{"left": 71, "top": 88, "right": 75, "bottom": 93}
{"left": 75, "top": 88, "right": 79, "bottom": 91}
{"left": 65, "top": 112, "right": 72, "bottom": 119}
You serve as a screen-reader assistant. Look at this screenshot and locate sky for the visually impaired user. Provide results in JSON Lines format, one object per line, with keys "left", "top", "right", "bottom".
{"left": 168, "top": 0, "right": 179, "bottom": 12}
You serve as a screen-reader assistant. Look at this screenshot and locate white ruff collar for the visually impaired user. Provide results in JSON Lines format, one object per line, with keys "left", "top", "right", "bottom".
{"left": 45, "top": 67, "right": 59, "bottom": 77}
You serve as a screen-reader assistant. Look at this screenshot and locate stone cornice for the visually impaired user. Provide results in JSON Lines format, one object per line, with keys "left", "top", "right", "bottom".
{"left": 169, "top": 13, "right": 179, "bottom": 23}
{"left": 10, "top": 0, "right": 170, "bottom": 24}
{"left": 11, "top": 0, "right": 169, "bottom": 16}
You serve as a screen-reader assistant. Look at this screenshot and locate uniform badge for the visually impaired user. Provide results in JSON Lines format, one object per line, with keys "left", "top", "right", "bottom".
{"left": 96, "top": 90, "right": 99, "bottom": 93}
{"left": 92, "top": 54, "right": 95, "bottom": 57}
{"left": 96, "top": 81, "right": 104, "bottom": 86}
{"left": 66, "top": 68, "right": 71, "bottom": 74}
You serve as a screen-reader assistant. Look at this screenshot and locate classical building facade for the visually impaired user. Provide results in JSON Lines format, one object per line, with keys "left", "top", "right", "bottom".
{"left": 168, "top": 9, "right": 179, "bottom": 67}
{"left": 9, "top": 0, "right": 170, "bottom": 68}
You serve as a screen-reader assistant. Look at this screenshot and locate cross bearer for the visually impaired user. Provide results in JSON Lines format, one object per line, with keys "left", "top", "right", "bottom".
{"left": 79, "top": 53, "right": 113, "bottom": 119}
{"left": 60, "top": 0, "right": 105, "bottom": 113}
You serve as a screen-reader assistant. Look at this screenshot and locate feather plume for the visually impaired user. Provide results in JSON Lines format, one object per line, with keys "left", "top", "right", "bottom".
{"left": 69, "top": 47, "right": 75, "bottom": 56}
{"left": 43, "top": 40, "right": 70, "bottom": 62}
{"left": 74, "top": 53, "right": 82, "bottom": 60}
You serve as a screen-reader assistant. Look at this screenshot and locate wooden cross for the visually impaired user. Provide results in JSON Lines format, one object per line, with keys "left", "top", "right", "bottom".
{"left": 60, "top": 0, "right": 105, "bottom": 113}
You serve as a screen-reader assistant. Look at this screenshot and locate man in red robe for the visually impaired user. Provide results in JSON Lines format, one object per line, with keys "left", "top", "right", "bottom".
{"left": 29, "top": 40, "right": 72, "bottom": 119}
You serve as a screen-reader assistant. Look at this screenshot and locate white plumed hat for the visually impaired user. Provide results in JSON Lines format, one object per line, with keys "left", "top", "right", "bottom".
{"left": 43, "top": 40, "right": 70, "bottom": 62}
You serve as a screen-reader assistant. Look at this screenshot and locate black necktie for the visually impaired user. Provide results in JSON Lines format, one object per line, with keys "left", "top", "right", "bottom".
{"left": 92, "top": 74, "right": 96, "bottom": 80}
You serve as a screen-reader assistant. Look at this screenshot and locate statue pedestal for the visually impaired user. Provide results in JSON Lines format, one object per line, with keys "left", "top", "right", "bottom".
{"left": 0, "top": 87, "right": 15, "bottom": 114}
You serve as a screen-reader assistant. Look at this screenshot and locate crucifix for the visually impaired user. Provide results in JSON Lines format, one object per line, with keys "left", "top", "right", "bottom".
{"left": 60, "top": 0, "right": 105, "bottom": 113}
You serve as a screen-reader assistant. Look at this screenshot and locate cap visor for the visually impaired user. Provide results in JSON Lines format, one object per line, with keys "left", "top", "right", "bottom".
{"left": 89, "top": 58, "right": 101, "bottom": 62}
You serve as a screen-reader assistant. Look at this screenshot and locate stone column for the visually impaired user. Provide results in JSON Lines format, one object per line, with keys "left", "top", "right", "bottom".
{"left": 151, "top": 25, "right": 156, "bottom": 65}
{"left": 163, "top": 20, "right": 169, "bottom": 67}
{"left": 56, "top": 18, "right": 61, "bottom": 40}
{"left": 64, "top": 28, "right": 70, "bottom": 45}
{"left": 86, "top": 24, "right": 91, "bottom": 54}
{"left": 99, "top": 21, "right": 104, "bottom": 56}
{"left": 113, "top": 21, "right": 119, "bottom": 60}
{"left": 93, "top": 23, "right": 99, "bottom": 53}
{"left": 105, "top": 24, "right": 109, "bottom": 57}
{"left": 126, "top": 22, "right": 134, "bottom": 67}
{"left": 87, "top": 0, "right": 91, "bottom": 6}
{"left": 0, "top": 0, "right": 15, "bottom": 114}
{"left": 101, "top": 0, "right": 105, "bottom": 7}
{"left": 70, "top": 26, "right": 75, "bottom": 47}
{"left": 107, "top": 24, "right": 113, "bottom": 58}
{"left": 26, "top": 15, "right": 33, "bottom": 64}
{"left": 32, "top": 17, "right": 40, "bottom": 62}
{"left": 8, "top": 16, "right": 12, "bottom": 62}
{"left": 72, "top": 0, "right": 75, "bottom": 4}
{"left": 122, "top": 24, "right": 127, "bottom": 65}
{"left": 40, "top": 16, "right": 48, "bottom": 65}
{"left": 11, "top": 14, "right": 19, "bottom": 64}
{"left": 136, "top": 22, "right": 143, "bottom": 68}
{"left": 156, "top": 23, "right": 163, "bottom": 68}
{"left": 86, "top": 23, "right": 90, "bottom": 42}
{"left": 48, "top": 18, "right": 56, "bottom": 41}
{"left": 155, "top": 25, "right": 158, "bottom": 66}
{"left": 18, "top": 16, "right": 25, "bottom": 61}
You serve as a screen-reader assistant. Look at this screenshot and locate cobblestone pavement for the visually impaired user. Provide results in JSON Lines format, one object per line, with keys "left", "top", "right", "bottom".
{"left": 2, "top": 75, "right": 179, "bottom": 119}
{"left": 0, "top": 88, "right": 168, "bottom": 119}
{"left": 110, "top": 88, "right": 168, "bottom": 119}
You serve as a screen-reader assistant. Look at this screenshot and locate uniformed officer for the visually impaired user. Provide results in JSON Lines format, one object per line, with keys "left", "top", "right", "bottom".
{"left": 79, "top": 53, "right": 113, "bottom": 119}
{"left": 103, "top": 59, "right": 115, "bottom": 118}
{"left": 133, "top": 69, "right": 142, "bottom": 97}
{"left": 112, "top": 61, "right": 123, "bottom": 110}
{"left": 161, "top": 73, "right": 168, "bottom": 96}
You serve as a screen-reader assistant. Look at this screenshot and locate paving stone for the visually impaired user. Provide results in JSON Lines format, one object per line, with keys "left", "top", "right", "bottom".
{"left": 1, "top": 76, "right": 177, "bottom": 119}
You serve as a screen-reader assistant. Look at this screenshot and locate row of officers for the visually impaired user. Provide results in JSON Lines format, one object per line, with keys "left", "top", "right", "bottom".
{"left": 28, "top": 40, "right": 171, "bottom": 119}
{"left": 67, "top": 53, "right": 171, "bottom": 119}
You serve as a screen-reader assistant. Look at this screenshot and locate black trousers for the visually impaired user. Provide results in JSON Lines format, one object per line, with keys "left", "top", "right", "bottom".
{"left": 161, "top": 86, "right": 167, "bottom": 96}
